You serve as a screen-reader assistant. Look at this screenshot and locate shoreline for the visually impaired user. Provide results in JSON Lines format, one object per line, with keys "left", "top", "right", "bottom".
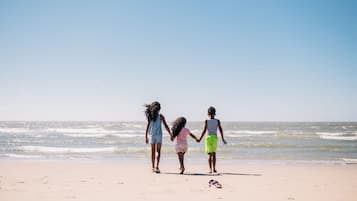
{"left": 1, "top": 157, "right": 356, "bottom": 166}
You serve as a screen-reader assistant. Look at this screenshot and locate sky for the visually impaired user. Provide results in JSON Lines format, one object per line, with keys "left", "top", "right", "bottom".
{"left": 0, "top": 0, "right": 356, "bottom": 121}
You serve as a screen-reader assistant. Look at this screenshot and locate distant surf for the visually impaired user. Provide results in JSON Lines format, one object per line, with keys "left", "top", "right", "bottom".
{"left": 1, "top": 121, "right": 356, "bottom": 162}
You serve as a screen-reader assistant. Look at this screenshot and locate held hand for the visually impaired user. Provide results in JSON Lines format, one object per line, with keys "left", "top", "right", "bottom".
{"left": 196, "top": 138, "right": 200, "bottom": 143}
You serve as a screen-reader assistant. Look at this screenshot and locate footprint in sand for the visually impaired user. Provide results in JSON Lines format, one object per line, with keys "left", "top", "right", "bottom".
{"left": 64, "top": 195, "right": 77, "bottom": 199}
{"left": 41, "top": 176, "right": 48, "bottom": 184}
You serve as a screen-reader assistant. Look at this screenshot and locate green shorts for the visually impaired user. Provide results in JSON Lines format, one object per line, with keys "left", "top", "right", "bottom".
{"left": 205, "top": 135, "right": 218, "bottom": 153}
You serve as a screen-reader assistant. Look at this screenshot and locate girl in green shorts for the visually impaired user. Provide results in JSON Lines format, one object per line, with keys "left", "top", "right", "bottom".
{"left": 198, "top": 106, "right": 227, "bottom": 174}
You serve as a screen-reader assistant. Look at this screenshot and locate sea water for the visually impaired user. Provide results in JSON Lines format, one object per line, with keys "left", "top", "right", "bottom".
{"left": 0, "top": 121, "right": 356, "bottom": 163}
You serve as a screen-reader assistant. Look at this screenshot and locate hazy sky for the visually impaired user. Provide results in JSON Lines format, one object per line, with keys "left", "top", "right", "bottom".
{"left": 1, "top": 0, "right": 357, "bottom": 121}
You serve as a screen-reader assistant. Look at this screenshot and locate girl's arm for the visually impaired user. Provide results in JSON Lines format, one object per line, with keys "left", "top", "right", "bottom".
{"left": 160, "top": 114, "right": 173, "bottom": 138}
{"left": 218, "top": 120, "right": 227, "bottom": 144}
{"left": 189, "top": 133, "right": 198, "bottom": 141}
{"left": 145, "top": 121, "right": 150, "bottom": 144}
{"left": 198, "top": 120, "right": 208, "bottom": 142}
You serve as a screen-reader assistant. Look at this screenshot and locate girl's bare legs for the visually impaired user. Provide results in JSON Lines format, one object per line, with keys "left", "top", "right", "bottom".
{"left": 155, "top": 143, "right": 162, "bottom": 172}
{"left": 151, "top": 144, "right": 155, "bottom": 171}
{"left": 178, "top": 152, "right": 185, "bottom": 174}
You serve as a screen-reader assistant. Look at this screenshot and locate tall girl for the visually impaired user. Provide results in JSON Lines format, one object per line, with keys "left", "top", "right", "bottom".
{"left": 145, "top": 101, "right": 172, "bottom": 173}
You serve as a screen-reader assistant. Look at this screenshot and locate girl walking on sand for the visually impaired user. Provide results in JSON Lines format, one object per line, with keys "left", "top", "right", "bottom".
{"left": 171, "top": 117, "right": 198, "bottom": 174}
{"left": 198, "top": 106, "right": 227, "bottom": 174}
{"left": 145, "top": 101, "right": 172, "bottom": 173}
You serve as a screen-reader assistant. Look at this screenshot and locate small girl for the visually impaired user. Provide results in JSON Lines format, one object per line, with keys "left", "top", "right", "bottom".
{"left": 145, "top": 101, "right": 172, "bottom": 173}
{"left": 198, "top": 106, "right": 227, "bottom": 174}
{"left": 171, "top": 117, "right": 198, "bottom": 174}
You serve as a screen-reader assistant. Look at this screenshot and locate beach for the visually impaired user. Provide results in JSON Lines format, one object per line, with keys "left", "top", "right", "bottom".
{"left": 1, "top": 121, "right": 357, "bottom": 200}
{"left": 1, "top": 160, "right": 356, "bottom": 201}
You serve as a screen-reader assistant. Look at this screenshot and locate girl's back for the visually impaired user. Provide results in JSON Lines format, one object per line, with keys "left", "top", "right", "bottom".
{"left": 176, "top": 128, "right": 190, "bottom": 144}
{"left": 149, "top": 115, "right": 162, "bottom": 136}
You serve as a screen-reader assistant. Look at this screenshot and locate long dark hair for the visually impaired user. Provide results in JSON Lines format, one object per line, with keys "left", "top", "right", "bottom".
{"left": 144, "top": 101, "right": 161, "bottom": 122}
{"left": 171, "top": 117, "right": 186, "bottom": 137}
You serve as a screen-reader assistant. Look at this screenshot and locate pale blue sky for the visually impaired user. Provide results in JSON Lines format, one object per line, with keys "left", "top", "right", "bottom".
{"left": 1, "top": 0, "right": 356, "bottom": 121}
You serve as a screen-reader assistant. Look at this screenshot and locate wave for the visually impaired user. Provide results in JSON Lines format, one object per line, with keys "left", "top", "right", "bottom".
{"left": 342, "top": 158, "right": 357, "bottom": 164}
{"left": 319, "top": 135, "right": 357, "bottom": 141}
{"left": 18, "top": 146, "right": 118, "bottom": 153}
{"left": 63, "top": 133, "right": 143, "bottom": 138}
{"left": 226, "top": 134, "right": 255, "bottom": 138}
{"left": 316, "top": 132, "right": 357, "bottom": 141}
{"left": 47, "top": 128, "right": 118, "bottom": 134}
{"left": 238, "top": 143, "right": 296, "bottom": 148}
{"left": 0, "top": 153, "right": 42, "bottom": 159}
{"left": 0, "top": 128, "right": 34, "bottom": 134}
{"left": 226, "top": 130, "right": 276, "bottom": 135}
{"left": 48, "top": 128, "right": 144, "bottom": 134}
{"left": 316, "top": 132, "right": 346, "bottom": 136}
{"left": 16, "top": 146, "right": 151, "bottom": 154}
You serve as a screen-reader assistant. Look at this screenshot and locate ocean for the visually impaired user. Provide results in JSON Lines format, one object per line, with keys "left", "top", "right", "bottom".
{"left": 1, "top": 121, "right": 357, "bottom": 163}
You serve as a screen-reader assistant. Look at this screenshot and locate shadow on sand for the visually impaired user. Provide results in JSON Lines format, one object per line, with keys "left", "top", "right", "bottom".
{"left": 160, "top": 172, "right": 262, "bottom": 176}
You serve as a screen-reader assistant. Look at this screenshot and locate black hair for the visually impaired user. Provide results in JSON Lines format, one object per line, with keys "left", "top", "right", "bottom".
{"left": 171, "top": 117, "right": 186, "bottom": 137}
{"left": 144, "top": 101, "right": 161, "bottom": 122}
{"left": 208, "top": 106, "right": 216, "bottom": 116}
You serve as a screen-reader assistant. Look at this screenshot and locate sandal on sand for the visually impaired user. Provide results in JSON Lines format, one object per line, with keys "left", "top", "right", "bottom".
{"left": 208, "top": 179, "right": 222, "bottom": 188}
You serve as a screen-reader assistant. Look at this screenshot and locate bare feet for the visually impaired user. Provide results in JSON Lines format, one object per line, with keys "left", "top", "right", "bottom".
{"left": 155, "top": 167, "right": 161, "bottom": 174}
{"left": 179, "top": 167, "right": 185, "bottom": 174}
{"left": 213, "top": 169, "right": 217, "bottom": 173}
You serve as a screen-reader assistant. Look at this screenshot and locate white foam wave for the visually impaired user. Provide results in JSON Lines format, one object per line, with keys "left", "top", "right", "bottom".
{"left": 121, "top": 123, "right": 144, "bottom": 129}
{"left": 342, "top": 158, "right": 357, "bottom": 163}
{"left": 0, "top": 128, "right": 33, "bottom": 133}
{"left": 319, "top": 135, "right": 357, "bottom": 141}
{"left": 47, "top": 128, "right": 118, "bottom": 134}
{"left": 47, "top": 128, "right": 144, "bottom": 134}
{"left": 1, "top": 153, "right": 42, "bottom": 159}
{"left": 226, "top": 134, "right": 254, "bottom": 138}
{"left": 316, "top": 132, "right": 357, "bottom": 141}
{"left": 63, "top": 133, "right": 142, "bottom": 138}
{"left": 226, "top": 130, "right": 276, "bottom": 135}
{"left": 316, "top": 132, "right": 346, "bottom": 136}
{"left": 18, "top": 146, "right": 117, "bottom": 153}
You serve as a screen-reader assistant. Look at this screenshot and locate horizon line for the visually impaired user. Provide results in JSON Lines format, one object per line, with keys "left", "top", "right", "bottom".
{"left": 1, "top": 120, "right": 356, "bottom": 123}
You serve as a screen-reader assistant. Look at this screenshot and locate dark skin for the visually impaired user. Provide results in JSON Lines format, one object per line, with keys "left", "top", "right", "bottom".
{"left": 145, "top": 114, "right": 172, "bottom": 173}
{"left": 198, "top": 114, "right": 227, "bottom": 173}
{"left": 172, "top": 132, "right": 198, "bottom": 174}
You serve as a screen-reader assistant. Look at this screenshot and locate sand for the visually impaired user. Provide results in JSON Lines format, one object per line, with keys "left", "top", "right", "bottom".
{"left": 0, "top": 160, "right": 356, "bottom": 201}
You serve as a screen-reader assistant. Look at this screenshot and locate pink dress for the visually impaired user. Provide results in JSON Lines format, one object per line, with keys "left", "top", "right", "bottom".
{"left": 175, "top": 127, "right": 190, "bottom": 153}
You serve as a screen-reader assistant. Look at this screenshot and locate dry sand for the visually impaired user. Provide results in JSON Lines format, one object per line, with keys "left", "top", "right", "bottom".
{"left": 0, "top": 160, "right": 356, "bottom": 201}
